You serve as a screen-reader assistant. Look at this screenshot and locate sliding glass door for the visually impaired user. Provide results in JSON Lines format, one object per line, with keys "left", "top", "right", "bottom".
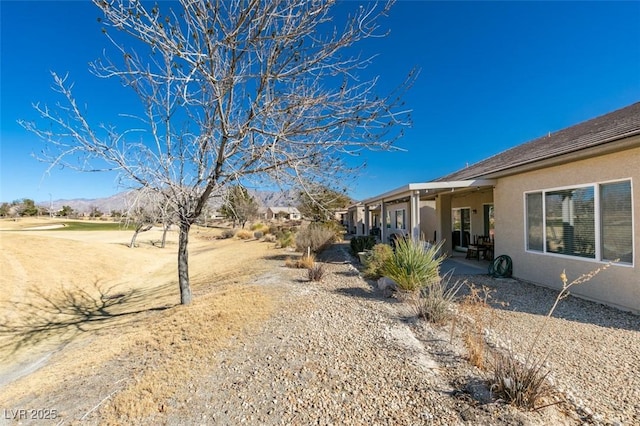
{"left": 452, "top": 208, "right": 471, "bottom": 249}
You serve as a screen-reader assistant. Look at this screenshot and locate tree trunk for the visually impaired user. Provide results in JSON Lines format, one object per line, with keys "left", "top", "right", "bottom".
{"left": 130, "top": 224, "right": 152, "bottom": 248}
{"left": 178, "top": 220, "right": 192, "bottom": 305}
{"left": 161, "top": 222, "right": 170, "bottom": 248}
{"left": 130, "top": 230, "right": 140, "bottom": 248}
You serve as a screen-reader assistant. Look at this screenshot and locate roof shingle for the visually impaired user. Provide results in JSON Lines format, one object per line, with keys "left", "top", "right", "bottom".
{"left": 437, "top": 102, "right": 640, "bottom": 181}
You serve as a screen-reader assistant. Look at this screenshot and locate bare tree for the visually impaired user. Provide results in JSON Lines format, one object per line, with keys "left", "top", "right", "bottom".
{"left": 122, "top": 189, "right": 156, "bottom": 248}
{"left": 20, "top": 0, "right": 414, "bottom": 305}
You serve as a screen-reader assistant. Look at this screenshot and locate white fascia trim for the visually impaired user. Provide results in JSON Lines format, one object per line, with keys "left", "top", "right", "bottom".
{"left": 362, "top": 179, "right": 496, "bottom": 205}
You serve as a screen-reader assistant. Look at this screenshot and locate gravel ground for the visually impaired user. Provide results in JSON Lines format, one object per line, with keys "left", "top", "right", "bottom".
{"left": 463, "top": 274, "right": 640, "bottom": 425}
{"left": 8, "top": 237, "right": 637, "bottom": 425}
{"left": 152, "top": 241, "right": 640, "bottom": 426}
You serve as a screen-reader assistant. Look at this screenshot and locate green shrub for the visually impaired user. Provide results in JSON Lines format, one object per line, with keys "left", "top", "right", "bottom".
{"left": 295, "top": 223, "right": 336, "bottom": 253}
{"left": 350, "top": 235, "right": 376, "bottom": 254}
{"left": 250, "top": 222, "right": 268, "bottom": 231}
{"left": 268, "top": 225, "right": 281, "bottom": 235}
{"left": 382, "top": 239, "right": 445, "bottom": 292}
{"left": 363, "top": 244, "right": 393, "bottom": 279}
{"left": 277, "top": 230, "right": 295, "bottom": 248}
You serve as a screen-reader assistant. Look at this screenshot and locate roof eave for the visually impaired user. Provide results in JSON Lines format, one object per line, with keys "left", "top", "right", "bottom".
{"left": 362, "top": 179, "right": 496, "bottom": 205}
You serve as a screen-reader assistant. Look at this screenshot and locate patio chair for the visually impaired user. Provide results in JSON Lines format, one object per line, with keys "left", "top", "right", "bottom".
{"left": 466, "top": 236, "right": 488, "bottom": 261}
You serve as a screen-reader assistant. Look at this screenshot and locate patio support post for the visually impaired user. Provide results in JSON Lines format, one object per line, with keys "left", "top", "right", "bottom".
{"left": 380, "top": 201, "right": 387, "bottom": 244}
{"left": 410, "top": 191, "right": 420, "bottom": 241}
{"left": 363, "top": 204, "right": 370, "bottom": 237}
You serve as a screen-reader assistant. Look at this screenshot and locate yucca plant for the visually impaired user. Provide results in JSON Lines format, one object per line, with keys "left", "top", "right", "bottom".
{"left": 382, "top": 239, "right": 445, "bottom": 292}
{"left": 490, "top": 351, "right": 552, "bottom": 409}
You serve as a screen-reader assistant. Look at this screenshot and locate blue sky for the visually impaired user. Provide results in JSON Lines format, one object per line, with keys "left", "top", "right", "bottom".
{"left": 1, "top": 1, "right": 639, "bottom": 204}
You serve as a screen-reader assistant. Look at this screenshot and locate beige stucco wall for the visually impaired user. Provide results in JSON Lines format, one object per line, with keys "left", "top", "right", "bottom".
{"left": 419, "top": 200, "right": 437, "bottom": 242}
{"left": 495, "top": 146, "right": 640, "bottom": 313}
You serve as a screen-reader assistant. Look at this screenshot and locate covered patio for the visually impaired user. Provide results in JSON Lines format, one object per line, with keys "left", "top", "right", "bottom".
{"left": 360, "top": 179, "right": 496, "bottom": 257}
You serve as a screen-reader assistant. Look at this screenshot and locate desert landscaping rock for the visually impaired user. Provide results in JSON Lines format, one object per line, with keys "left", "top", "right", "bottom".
{"left": 157, "top": 242, "right": 638, "bottom": 425}
{"left": 1, "top": 228, "right": 638, "bottom": 425}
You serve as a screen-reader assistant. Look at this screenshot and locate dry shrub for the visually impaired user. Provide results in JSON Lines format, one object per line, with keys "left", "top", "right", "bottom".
{"left": 235, "top": 229, "right": 253, "bottom": 240}
{"left": 459, "top": 284, "right": 494, "bottom": 370}
{"left": 219, "top": 228, "right": 236, "bottom": 239}
{"left": 318, "top": 220, "right": 345, "bottom": 241}
{"left": 307, "top": 264, "right": 325, "bottom": 281}
{"left": 262, "top": 234, "right": 277, "bottom": 243}
{"left": 487, "top": 264, "right": 613, "bottom": 409}
{"left": 295, "top": 223, "right": 335, "bottom": 253}
{"left": 284, "top": 254, "right": 315, "bottom": 269}
{"left": 299, "top": 254, "right": 316, "bottom": 269}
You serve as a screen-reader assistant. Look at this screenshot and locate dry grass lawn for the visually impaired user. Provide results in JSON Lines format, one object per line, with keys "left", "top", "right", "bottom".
{"left": 0, "top": 218, "right": 285, "bottom": 422}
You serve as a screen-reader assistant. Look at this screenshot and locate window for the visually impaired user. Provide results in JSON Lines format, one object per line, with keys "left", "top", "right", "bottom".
{"left": 526, "top": 193, "right": 543, "bottom": 251}
{"left": 525, "top": 180, "right": 633, "bottom": 264}
{"left": 395, "top": 209, "right": 405, "bottom": 230}
{"left": 601, "top": 181, "right": 633, "bottom": 263}
{"left": 545, "top": 187, "right": 595, "bottom": 258}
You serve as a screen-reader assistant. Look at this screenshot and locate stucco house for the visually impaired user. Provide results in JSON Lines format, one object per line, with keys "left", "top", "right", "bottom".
{"left": 266, "top": 206, "right": 302, "bottom": 221}
{"left": 361, "top": 102, "right": 640, "bottom": 312}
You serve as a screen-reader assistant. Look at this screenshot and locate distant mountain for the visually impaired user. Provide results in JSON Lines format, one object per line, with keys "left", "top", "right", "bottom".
{"left": 249, "top": 188, "right": 299, "bottom": 208}
{"left": 41, "top": 192, "right": 132, "bottom": 214}
{"left": 38, "top": 189, "right": 301, "bottom": 214}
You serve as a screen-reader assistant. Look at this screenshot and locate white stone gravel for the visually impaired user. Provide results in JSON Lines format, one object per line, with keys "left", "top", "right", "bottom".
{"left": 158, "top": 242, "right": 639, "bottom": 425}
{"left": 462, "top": 274, "right": 640, "bottom": 425}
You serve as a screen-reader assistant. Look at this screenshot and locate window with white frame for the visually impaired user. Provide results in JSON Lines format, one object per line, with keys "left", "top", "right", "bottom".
{"left": 525, "top": 180, "right": 633, "bottom": 264}
{"left": 395, "top": 209, "right": 405, "bottom": 230}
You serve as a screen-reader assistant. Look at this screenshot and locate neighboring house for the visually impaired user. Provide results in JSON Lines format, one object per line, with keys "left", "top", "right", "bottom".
{"left": 346, "top": 203, "right": 366, "bottom": 235}
{"left": 266, "top": 206, "right": 302, "bottom": 221}
{"left": 333, "top": 208, "right": 348, "bottom": 227}
{"left": 362, "top": 102, "right": 640, "bottom": 313}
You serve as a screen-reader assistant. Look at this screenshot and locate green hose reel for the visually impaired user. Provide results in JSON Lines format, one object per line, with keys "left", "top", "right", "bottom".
{"left": 489, "top": 255, "right": 512, "bottom": 278}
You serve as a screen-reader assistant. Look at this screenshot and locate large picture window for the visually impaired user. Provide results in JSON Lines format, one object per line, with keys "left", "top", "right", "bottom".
{"left": 525, "top": 180, "right": 633, "bottom": 264}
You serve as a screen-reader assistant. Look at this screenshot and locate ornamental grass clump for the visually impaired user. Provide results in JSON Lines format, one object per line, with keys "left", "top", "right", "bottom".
{"left": 411, "top": 271, "right": 464, "bottom": 324}
{"left": 382, "top": 239, "right": 445, "bottom": 292}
